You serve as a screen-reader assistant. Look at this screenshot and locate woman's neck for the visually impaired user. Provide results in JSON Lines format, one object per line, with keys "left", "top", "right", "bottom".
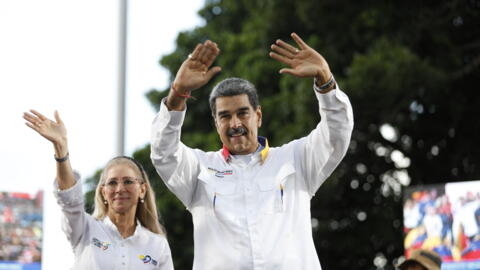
{"left": 108, "top": 211, "right": 137, "bottom": 238}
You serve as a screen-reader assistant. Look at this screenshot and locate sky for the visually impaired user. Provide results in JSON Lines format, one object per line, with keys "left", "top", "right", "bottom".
{"left": 0, "top": 0, "right": 204, "bottom": 268}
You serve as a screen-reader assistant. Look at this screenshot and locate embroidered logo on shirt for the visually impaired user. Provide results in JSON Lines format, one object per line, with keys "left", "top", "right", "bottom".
{"left": 138, "top": 255, "right": 158, "bottom": 266}
{"left": 208, "top": 167, "right": 233, "bottom": 178}
{"left": 92, "top": 237, "right": 111, "bottom": 250}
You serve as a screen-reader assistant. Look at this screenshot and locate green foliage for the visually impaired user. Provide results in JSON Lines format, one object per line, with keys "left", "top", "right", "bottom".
{"left": 84, "top": 0, "right": 480, "bottom": 268}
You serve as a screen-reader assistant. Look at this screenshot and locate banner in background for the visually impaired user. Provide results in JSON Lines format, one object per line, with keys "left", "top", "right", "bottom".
{"left": 403, "top": 180, "right": 480, "bottom": 270}
{"left": 0, "top": 191, "right": 43, "bottom": 270}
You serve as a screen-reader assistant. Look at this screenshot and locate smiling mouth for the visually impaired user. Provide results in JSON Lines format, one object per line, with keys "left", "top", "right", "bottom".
{"left": 227, "top": 127, "right": 247, "bottom": 137}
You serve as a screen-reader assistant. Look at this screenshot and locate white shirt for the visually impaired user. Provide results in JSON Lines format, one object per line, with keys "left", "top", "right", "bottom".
{"left": 151, "top": 83, "right": 354, "bottom": 270}
{"left": 53, "top": 178, "right": 174, "bottom": 270}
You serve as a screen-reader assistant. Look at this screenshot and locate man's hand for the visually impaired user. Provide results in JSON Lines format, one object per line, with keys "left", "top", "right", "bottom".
{"left": 166, "top": 40, "right": 222, "bottom": 110}
{"left": 173, "top": 40, "right": 222, "bottom": 93}
{"left": 269, "top": 33, "right": 333, "bottom": 87}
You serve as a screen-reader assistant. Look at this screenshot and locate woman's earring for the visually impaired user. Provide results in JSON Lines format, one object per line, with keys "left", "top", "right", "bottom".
{"left": 140, "top": 198, "right": 145, "bottom": 204}
{"left": 104, "top": 200, "right": 108, "bottom": 205}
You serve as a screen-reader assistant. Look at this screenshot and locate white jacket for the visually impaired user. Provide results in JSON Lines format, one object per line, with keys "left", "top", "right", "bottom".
{"left": 151, "top": 83, "right": 354, "bottom": 270}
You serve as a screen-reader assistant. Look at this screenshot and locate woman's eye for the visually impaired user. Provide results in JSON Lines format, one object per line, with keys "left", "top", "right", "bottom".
{"left": 124, "top": 180, "right": 134, "bottom": 185}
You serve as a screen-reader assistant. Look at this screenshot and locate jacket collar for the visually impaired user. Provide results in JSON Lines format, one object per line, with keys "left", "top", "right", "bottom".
{"left": 221, "top": 136, "right": 270, "bottom": 164}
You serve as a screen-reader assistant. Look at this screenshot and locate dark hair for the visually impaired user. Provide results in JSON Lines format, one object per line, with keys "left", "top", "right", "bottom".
{"left": 399, "top": 261, "right": 428, "bottom": 270}
{"left": 209, "top": 77, "right": 260, "bottom": 116}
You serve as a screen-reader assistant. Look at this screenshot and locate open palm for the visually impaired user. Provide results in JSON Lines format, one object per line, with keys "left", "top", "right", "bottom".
{"left": 23, "top": 110, "right": 67, "bottom": 145}
{"left": 173, "top": 40, "right": 221, "bottom": 92}
{"left": 269, "top": 33, "right": 331, "bottom": 81}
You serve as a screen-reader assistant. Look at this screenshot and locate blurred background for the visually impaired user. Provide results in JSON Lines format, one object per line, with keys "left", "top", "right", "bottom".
{"left": 2, "top": 0, "right": 480, "bottom": 269}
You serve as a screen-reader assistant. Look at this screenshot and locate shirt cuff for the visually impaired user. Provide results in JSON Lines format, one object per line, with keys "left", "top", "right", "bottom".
{"left": 159, "top": 97, "right": 186, "bottom": 127}
{"left": 53, "top": 172, "right": 84, "bottom": 207}
{"left": 313, "top": 79, "right": 349, "bottom": 107}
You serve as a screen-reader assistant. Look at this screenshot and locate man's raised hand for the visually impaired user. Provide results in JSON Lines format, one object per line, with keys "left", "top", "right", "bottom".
{"left": 269, "top": 33, "right": 332, "bottom": 84}
{"left": 173, "top": 40, "right": 222, "bottom": 93}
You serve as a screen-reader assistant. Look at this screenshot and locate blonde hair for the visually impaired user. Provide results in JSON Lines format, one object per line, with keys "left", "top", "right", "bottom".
{"left": 92, "top": 156, "right": 165, "bottom": 235}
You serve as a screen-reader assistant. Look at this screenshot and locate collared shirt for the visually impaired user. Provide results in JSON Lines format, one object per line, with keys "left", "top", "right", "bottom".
{"left": 53, "top": 178, "right": 174, "bottom": 270}
{"left": 151, "top": 83, "right": 354, "bottom": 270}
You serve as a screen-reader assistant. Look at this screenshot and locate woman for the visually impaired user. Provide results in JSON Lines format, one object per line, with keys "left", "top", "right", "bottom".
{"left": 23, "top": 109, "right": 174, "bottom": 269}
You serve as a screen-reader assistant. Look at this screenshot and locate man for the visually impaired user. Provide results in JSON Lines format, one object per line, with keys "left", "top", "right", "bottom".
{"left": 397, "top": 249, "right": 442, "bottom": 270}
{"left": 151, "top": 33, "right": 354, "bottom": 269}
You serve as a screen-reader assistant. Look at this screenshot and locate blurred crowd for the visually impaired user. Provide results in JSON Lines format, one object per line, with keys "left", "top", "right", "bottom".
{"left": 0, "top": 191, "right": 43, "bottom": 263}
{"left": 404, "top": 187, "right": 480, "bottom": 262}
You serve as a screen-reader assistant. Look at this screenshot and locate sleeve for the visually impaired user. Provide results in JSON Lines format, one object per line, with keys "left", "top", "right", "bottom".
{"left": 150, "top": 100, "right": 201, "bottom": 208}
{"left": 295, "top": 82, "right": 354, "bottom": 196}
{"left": 52, "top": 172, "right": 88, "bottom": 249}
{"left": 158, "top": 237, "right": 174, "bottom": 270}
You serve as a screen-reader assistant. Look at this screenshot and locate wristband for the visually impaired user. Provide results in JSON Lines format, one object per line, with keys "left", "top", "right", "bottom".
{"left": 55, "top": 152, "right": 69, "bottom": 163}
{"left": 171, "top": 84, "right": 196, "bottom": 100}
{"left": 315, "top": 75, "right": 335, "bottom": 92}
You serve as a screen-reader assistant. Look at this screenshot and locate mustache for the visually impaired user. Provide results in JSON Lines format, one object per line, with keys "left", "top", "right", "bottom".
{"left": 227, "top": 126, "right": 247, "bottom": 137}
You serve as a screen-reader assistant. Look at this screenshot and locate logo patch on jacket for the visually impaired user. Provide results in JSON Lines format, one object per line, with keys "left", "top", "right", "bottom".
{"left": 208, "top": 167, "right": 233, "bottom": 178}
{"left": 138, "top": 255, "right": 158, "bottom": 265}
{"left": 92, "top": 237, "right": 110, "bottom": 250}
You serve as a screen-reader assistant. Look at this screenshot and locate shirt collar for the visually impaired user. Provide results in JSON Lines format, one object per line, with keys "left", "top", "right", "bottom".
{"left": 103, "top": 216, "right": 142, "bottom": 240}
{"left": 221, "top": 136, "right": 270, "bottom": 164}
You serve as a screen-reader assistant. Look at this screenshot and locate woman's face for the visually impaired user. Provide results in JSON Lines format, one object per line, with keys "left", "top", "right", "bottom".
{"left": 101, "top": 164, "right": 146, "bottom": 215}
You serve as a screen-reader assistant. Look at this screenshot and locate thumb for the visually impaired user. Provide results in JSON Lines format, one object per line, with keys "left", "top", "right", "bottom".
{"left": 54, "top": 110, "right": 62, "bottom": 124}
{"left": 279, "top": 68, "right": 296, "bottom": 76}
{"left": 205, "top": 66, "right": 222, "bottom": 81}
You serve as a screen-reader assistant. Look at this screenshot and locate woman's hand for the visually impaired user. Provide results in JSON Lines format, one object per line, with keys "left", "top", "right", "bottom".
{"left": 23, "top": 110, "right": 68, "bottom": 152}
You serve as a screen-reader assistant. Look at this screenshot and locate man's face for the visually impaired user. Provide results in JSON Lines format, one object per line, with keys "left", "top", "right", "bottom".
{"left": 214, "top": 94, "right": 262, "bottom": 155}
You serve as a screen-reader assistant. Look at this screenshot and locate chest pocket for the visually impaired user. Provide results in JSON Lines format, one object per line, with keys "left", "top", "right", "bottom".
{"left": 257, "top": 163, "right": 296, "bottom": 214}
{"left": 197, "top": 170, "right": 238, "bottom": 221}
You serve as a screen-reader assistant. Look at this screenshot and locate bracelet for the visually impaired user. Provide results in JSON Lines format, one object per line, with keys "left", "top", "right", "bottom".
{"left": 171, "top": 84, "right": 196, "bottom": 100}
{"left": 55, "top": 152, "right": 69, "bottom": 163}
{"left": 315, "top": 74, "right": 336, "bottom": 92}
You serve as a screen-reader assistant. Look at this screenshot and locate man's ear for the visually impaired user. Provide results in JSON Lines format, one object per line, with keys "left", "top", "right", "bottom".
{"left": 212, "top": 114, "right": 218, "bottom": 128}
{"left": 256, "top": 106, "right": 262, "bottom": 128}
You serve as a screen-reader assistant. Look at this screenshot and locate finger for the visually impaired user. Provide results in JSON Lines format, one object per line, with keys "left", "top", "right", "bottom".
{"left": 189, "top": 43, "right": 202, "bottom": 60}
{"left": 197, "top": 41, "right": 216, "bottom": 64}
{"left": 25, "top": 122, "right": 37, "bottom": 130}
{"left": 291, "top": 32, "right": 309, "bottom": 50}
{"left": 270, "top": 44, "right": 295, "bottom": 59}
{"left": 269, "top": 51, "right": 292, "bottom": 66}
{"left": 54, "top": 110, "right": 62, "bottom": 124}
{"left": 275, "top": 39, "right": 298, "bottom": 55}
{"left": 203, "top": 44, "right": 220, "bottom": 68}
{"left": 23, "top": 112, "right": 38, "bottom": 124}
{"left": 279, "top": 68, "right": 296, "bottom": 75}
{"left": 30, "top": 109, "right": 48, "bottom": 121}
